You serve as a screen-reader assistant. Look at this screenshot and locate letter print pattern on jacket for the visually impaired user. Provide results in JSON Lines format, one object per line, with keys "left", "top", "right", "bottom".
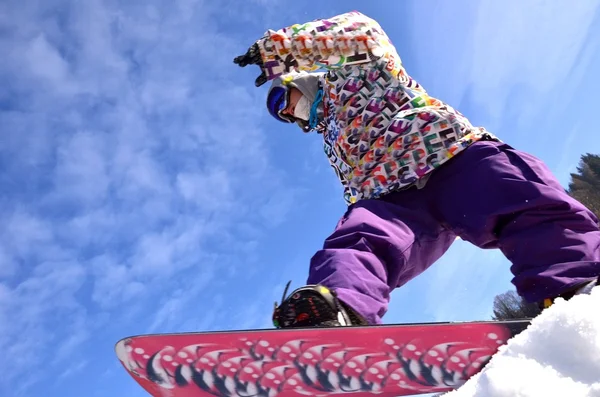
{"left": 257, "top": 11, "right": 496, "bottom": 204}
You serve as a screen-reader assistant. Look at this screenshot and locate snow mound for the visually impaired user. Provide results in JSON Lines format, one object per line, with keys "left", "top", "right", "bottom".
{"left": 444, "top": 286, "right": 600, "bottom": 397}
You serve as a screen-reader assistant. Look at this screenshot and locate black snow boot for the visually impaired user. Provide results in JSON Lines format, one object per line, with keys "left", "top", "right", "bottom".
{"left": 539, "top": 277, "right": 600, "bottom": 310}
{"left": 272, "top": 282, "right": 368, "bottom": 328}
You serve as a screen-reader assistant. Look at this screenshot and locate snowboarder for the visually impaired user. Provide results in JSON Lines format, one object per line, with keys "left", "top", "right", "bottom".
{"left": 233, "top": 11, "right": 600, "bottom": 328}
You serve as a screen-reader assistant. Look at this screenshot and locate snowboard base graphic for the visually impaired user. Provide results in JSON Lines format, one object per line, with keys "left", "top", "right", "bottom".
{"left": 116, "top": 320, "right": 530, "bottom": 397}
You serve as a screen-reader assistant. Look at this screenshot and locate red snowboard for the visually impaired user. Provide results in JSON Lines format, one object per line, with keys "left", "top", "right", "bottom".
{"left": 116, "top": 320, "right": 530, "bottom": 397}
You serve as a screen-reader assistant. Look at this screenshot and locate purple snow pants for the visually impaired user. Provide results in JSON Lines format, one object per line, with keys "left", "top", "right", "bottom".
{"left": 308, "top": 140, "right": 600, "bottom": 324}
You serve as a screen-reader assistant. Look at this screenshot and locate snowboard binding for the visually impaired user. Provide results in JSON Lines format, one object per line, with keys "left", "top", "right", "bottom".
{"left": 272, "top": 281, "right": 368, "bottom": 328}
{"left": 540, "top": 277, "right": 600, "bottom": 309}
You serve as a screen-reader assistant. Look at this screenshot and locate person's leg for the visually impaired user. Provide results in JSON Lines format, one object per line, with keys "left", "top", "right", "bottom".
{"left": 428, "top": 139, "right": 600, "bottom": 304}
{"left": 303, "top": 192, "right": 456, "bottom": 325}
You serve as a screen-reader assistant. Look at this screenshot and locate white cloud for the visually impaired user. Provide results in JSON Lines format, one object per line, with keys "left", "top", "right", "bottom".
{"left": 131, "top": 232, "right": 178, "bottom": 275}
{"left": 25, "top": 34, "right": 74, "bottom": 90}
{"left": 0, "top": 246, "right": 17, "bottom": 278}
{"left": 176, "top": 169, "right": 233, "bottom": 211}
{"left": 146, "top": 265, "right": 217, "bottom": 333}
{"left": 52, "top": 318, "right": 90, "bottom": 364}
{"left": 6, "top": 211, "right": 53, "bottom": 252}
{"left": 1, "top": 210, "right": 70, "bottom": 273}
{"left": 0, "top": 260, "right": 87, "bottom": 386}
{"left": 91, "top": 255, "right": 150, "bottom": 309}
{"left": 57, "top": 360, "right": 89, "bottom": 382}
{"left": 53, "top": 131, "right": 110, "bottom": 205}
{"left": 467, "top": 0, "right": 599, "bottom": 94}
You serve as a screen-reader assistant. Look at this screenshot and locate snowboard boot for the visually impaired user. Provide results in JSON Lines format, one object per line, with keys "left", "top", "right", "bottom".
{"left": 539, "top": 277, "right": 600, "bottom": 310}
{"left": 272, "top": 282, "right": 368, "bottom": 328}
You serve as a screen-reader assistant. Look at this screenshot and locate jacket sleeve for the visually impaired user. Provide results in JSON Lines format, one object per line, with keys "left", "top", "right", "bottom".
{"left": 256, "top": 11, "right": 403, "bottom": 81}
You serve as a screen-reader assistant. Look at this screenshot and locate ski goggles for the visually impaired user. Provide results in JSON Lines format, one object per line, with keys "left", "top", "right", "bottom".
{"left": 266, "top": 86, "right": 296, "bottom": 123}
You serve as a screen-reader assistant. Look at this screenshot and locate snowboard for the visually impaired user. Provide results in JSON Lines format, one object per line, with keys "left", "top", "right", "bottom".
{"left": 116, "top": 319, "right": 530, "bottom": 397}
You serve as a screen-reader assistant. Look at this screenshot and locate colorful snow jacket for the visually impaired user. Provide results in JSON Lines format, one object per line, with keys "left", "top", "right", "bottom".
{"left": 256, "top": 11, "right": 497, "bottom": 205}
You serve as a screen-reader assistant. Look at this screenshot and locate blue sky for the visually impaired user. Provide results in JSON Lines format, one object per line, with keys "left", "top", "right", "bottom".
{"left": 1, "top": 0, "right": 600, "bottom": 396}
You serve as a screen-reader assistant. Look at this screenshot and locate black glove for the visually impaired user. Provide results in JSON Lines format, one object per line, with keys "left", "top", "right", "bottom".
{"left": 233, "top": 42, "right": 262, "bottom": 67}
{"left": 234, "top": 42, "right": 268, "bottom": 87}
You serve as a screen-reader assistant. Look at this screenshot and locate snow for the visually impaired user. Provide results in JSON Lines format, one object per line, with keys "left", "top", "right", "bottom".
{"left": 443, "top": 286, "right": 600, "bottom": 397}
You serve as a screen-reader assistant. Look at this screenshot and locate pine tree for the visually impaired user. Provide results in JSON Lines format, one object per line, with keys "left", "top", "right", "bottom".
{"left": 567, "top": 153, "right": 600, "bottom": 219}
{"left": 491, "top": 290, "right": 542, "bottom": 320}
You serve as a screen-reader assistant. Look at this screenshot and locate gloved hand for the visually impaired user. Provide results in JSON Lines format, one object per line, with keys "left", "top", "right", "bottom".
{"left": 233, "top": 42, "right": 268, "bottom": 87}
